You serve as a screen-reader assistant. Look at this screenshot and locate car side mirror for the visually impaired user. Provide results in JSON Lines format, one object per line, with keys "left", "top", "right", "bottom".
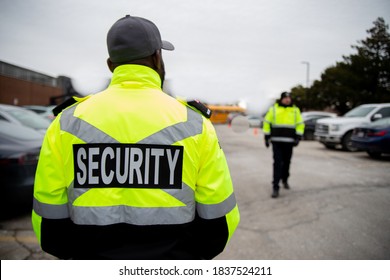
{"left": 372, "top": 113, "right": 382, "bottom": 121}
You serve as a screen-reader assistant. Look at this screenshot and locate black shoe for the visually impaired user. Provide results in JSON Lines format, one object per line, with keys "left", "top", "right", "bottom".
{"left": 271, "top": 190, "right": 279, "bottom": 198}
{"left": 283, "top": 182, "right": 290, "bottom": 189}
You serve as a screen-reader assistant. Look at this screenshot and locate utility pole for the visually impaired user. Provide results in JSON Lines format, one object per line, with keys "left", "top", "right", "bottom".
{"left": 301, "top": 61, "right": 310, "bottom": 88}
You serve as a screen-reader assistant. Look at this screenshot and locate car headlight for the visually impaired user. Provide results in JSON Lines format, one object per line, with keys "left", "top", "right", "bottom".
{"left": 330, "top": 124, "right": 340, "bottom": 131}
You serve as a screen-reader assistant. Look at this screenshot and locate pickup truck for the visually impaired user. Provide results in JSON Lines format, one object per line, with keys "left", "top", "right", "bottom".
{"left": 314, "top": 103, "right": 390, "bottom": 151}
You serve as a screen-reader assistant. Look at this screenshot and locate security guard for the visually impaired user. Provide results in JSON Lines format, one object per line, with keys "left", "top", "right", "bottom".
{"left": 263, "top": 92, "right": 304, "bottom": 198}
{"left": 32, "top": 15, "right": 239, "bottom": 259}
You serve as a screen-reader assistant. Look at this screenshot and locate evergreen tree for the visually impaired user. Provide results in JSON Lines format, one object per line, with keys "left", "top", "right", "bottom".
{"left": 293, "top": 17, "right": 390, "bottom": 114}
{"left": 345, "top": 17, "right": 390, "bottom": 103}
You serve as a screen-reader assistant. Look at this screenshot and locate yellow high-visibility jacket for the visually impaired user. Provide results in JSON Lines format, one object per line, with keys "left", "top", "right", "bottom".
{"left": 263, "top": 102, "right": 305, "bottom": 143}
{"left": 32, "top": 65, "right": 239, "bottom": 259}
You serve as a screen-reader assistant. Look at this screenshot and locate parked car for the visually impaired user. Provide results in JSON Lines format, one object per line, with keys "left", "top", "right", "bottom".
{"left": 301, "top": 111, "right": 337, "bottom": 140}
{"left": 351, "top": 117, "right": 390, "bottom": 158}
{"left": 0, "top": 103, "right": 51, "bottom": 134}
{"left": 0, "top": 120, "right": 44, "bottom": 213}
{"left": 315, "top": 103, "right": 390, "bottom": 151}
{"left": 247, "top": 115, "right": 263, "bottom": 128}
{"left": 24, "top": 105, "right": 56, "bottom": 121}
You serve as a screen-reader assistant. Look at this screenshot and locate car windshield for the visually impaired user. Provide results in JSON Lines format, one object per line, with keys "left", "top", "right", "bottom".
{"left": 5, "top": 107, "right": 51, "bottom": 129}
{"left": 302, "top": 114, "right": 324, "bottom": 120}
{"left": 344, "top": 106, "right": 375, "bottom": 117}
{"left": 301, "top": 112, "right": 335, "bottom": 120}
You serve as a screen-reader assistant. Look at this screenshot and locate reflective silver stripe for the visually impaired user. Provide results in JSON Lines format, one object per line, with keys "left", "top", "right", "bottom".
{"left": 66, "top": 183, "right": 195, "bottom": 225}
{"left": 60, "top": 106, "right": 118, "bottom": 143}
{"left": 61, "top": 106, "right": 203, "bottom": 145}
{"left": 69, "top": 189, "right": 195, "bottom": 226}
{"left": 294, "top": 107, "right": 297, "bottom": 123}
{"left": 164, "top": 182, "right": 195, "bottom": 206}
{"left": 138, "top": 108, "right": 203, "bottom": 145}
{"left": 66, "top": 182, "right": 195, "bottom": 225}
{"left": 34, "top": 183, "right": 197, "bottom": 224}
{"left": 67, "top": 181, "right": 89, "bottom": 204}
{"left": 33, "top": 197, "right": 70, "bottom": 219}
{"left": 196, "top": 193, "right": 237, "bottom": 219}
{"left": 273, "top": 105, "right": 276, "bottom": 123}
{"left": 271, "top": 137, "right": 295, "bottom": 143}
{"left": 272, "top": 124, "right": 296, "bottom": 129}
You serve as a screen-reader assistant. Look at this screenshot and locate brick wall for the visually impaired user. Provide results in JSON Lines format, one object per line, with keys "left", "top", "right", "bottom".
{"left": 0, "top": 75, "right": 63, "bottom": 106}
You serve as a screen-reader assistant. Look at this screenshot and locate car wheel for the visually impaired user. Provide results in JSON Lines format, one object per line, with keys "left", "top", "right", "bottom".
{"left": 367, "top": 151, "right": 382, "bottom": 159}
{"left": 342, "top": 131, "right": 358, "bottom": 152}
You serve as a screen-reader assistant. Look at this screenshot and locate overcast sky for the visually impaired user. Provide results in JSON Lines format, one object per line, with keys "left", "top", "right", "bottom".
{"left": 1, "top": 0, "right": 389, "bottom": 113}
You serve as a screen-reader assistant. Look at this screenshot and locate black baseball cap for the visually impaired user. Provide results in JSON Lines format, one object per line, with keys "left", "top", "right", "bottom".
{"left": 107, "top": 15, "right": 174, "bottom": 63}
{"left": 280, "top": 92, "right": 291, "bottom": 99}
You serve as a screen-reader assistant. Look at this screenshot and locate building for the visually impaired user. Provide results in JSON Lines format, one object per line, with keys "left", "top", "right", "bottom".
{"left": 0, "top": 60, "right": 80, "bottom": 106}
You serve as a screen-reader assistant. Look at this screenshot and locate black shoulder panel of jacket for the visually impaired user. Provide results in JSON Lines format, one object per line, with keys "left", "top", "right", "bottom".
{"left": 52, "top": 97, "right": 78, "bottom": 116}
{"left": 187, "top": 100, "right": 212, "bottom": 119}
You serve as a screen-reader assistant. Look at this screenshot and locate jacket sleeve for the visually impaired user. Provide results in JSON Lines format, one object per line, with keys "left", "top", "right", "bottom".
{"left": 295, "top": 107, "right": 305, "bottom": 136}
{"left": 32, "top": 116, "right": 74, "bottom": 259}
{"left": 191, "top": 119, "right": 240, "bottom": 259}
{"left": 262, "top": 106, "right": 273, "bottom": 135}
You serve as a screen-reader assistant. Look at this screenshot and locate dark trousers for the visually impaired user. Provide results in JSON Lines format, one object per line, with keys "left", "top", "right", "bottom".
{"left": 272, "top": 142, "right": 294, "bottom": 190}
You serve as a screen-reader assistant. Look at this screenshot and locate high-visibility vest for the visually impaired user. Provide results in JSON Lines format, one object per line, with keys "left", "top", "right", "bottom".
{"left": 263, "top": 103, "right": 305, "bottom": 142}
{"left": 32, "top": 65, "right": 239, "bottom": 247}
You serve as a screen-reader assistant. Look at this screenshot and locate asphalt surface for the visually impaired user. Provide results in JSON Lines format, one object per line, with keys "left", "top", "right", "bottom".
{"left": 1, "top": 124, "right": 390, "bottom": 260}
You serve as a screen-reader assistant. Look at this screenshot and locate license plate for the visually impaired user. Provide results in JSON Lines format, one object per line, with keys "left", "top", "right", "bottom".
{"left": 357, "top": 132, "right": 364, "bottom": 137}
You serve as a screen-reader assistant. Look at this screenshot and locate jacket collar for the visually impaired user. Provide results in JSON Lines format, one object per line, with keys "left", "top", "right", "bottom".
{"left": 109, "top": 64, "right": 162, "bottom": 89}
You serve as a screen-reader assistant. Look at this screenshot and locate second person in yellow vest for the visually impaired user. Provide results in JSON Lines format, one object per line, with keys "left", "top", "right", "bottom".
{"left": 263, "top": 92, "right": 305, "bottom": 198}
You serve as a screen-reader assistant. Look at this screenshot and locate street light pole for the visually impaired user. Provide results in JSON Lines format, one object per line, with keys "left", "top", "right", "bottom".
{"left": 301, "top": 61, "right": 310, "bottom": 88}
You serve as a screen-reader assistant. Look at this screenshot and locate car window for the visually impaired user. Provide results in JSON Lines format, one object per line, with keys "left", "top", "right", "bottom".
{"left": 375, "top": 107, "right": 390, "bottom": 118}
{"left": 372, "top": 117, "right": 390, "bottom": 126}
{"left": 344, "top": 106, "right": 375, "bottom": 117}
{"left": 302, "top": 113, "right": 334, "bottom": 120}
{"left": 309, "top": 115, "right": 326, "bottom": 119}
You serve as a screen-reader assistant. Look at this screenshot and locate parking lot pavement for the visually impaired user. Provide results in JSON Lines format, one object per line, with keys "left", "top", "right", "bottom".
{"left": 215, "top": 124, "right": 390, "bottom": 259}
{"left": 0, "top": 212, "right": 56, "bottom": 260}
{"left": 1, "top": 124, "right": 390, "bottom": 260}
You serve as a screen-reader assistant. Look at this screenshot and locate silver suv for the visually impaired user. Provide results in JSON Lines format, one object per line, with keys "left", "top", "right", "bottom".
{"left": 315, "top": 103, "right": 390, "bottom": 151}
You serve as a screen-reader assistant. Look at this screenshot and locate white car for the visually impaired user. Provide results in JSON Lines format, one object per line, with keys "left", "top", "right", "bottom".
{"left": 24, "top": 105, "right": 56, "bottom": 121}
{"left": 315, "top": 103, "right": 390, "bottom": 151}
{"left": 0, "top": 104, "right": 51, "bottom": 135}
{"left": 301, "top": 111, "right": 337, "bottom": 140}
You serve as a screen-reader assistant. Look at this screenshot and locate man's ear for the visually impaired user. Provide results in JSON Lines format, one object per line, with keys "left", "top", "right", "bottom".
{"left": 107, "top": 58, "right": 115, "bottom": 72}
